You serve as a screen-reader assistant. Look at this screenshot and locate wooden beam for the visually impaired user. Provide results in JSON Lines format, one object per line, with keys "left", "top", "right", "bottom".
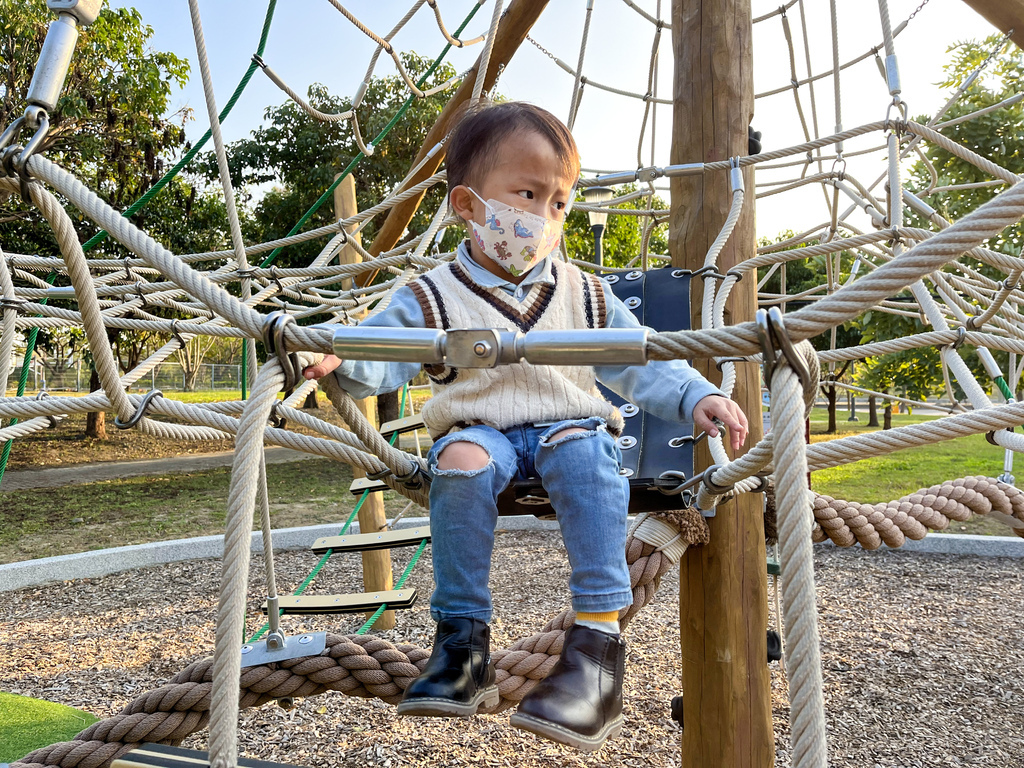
{"left": 335, "top": 173, "right": 395, "bottom": 631}
{"left": 365, "top": 0, "right": 550, "bottom": 266}
{"left": 668, "top": 0, "right": 774, "bottom": 766}
{"left": 958, "top": 0, "right": 1024, "bottom": 50}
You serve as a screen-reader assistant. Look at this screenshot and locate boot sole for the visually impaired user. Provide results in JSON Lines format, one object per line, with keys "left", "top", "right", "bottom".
{"left": 396, "top": 684, "right": 500, "bottom": 718}
{"left": 509, "top": 711, "right": 623, "bottom": 752}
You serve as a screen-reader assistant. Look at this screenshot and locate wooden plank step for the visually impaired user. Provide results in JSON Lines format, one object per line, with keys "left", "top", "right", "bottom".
{"left": 265, "top": 589, "right": 418, "bottom": 615}
{"left": 349, "top": 476, "right": 389, "bottom": 495}
{"left": 380, "top": 414, "right": 426, "bottom": 440}
{"left": 112, "top": 743, "right": 304, "bottom": 768}
{"left": 312, "top": 525, "right": 430, "bottom": 554}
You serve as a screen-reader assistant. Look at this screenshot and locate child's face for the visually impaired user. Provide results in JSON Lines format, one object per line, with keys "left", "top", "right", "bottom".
{"left": 458, "top": 130, "right": 577, "bottom": 228}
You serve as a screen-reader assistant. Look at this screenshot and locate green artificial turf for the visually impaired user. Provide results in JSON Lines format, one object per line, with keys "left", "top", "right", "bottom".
{"left": 0, "top": 692, "right": 98, "bottom": 762}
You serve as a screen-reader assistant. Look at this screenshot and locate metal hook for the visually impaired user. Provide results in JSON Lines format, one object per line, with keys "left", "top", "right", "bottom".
{"left": 114, "top": 388, "right": 163, "bottom": 430}
{"left": 262, "top": 311, "right": 302, "bottom": 391}
{"left": 756, "top": 306, "right": 810, "bottom": 390}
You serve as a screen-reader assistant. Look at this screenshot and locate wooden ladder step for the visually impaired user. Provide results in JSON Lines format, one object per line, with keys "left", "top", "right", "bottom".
{"left": 380, "top": 414, "right": 426, "bottom": 441}
{"left": 265, "top": 589, "right": 418, "bottom": 615}
{"left": 312, "top": 525, "right": 430, "bottom": 554}
{"left": 112, "top": 743, "right": 304, "bottom": 768}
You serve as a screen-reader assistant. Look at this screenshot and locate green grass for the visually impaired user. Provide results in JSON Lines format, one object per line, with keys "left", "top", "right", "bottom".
{"left": 0, "top": 692, "right": 98, "bottom": 762}
{"left": 0, "top": 459, "right": 411, "bottom": 565}
{"left": 805, "top": 406, "right": 1014, "bottom": 536}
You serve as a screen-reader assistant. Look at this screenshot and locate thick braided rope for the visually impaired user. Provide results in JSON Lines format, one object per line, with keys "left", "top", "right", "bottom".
{"left": 812, "top": 476, "right": 1024, "bottom": 548}
{"left": 5, "top": 179, "right": 225, "bottom": 441}
{"left": 646, "top": 178, "right": 1024, "bottom": 361}
{"left": 772, "top": 362, "right": 827, "bottom": 768}
{"left": 12, "top": 509, "right": 708, "bottom": 768}
{"left": 208, "top": 357, "right": 291, "bottom": 768}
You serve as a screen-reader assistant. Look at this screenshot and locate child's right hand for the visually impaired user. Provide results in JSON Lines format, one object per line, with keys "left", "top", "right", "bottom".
{"left": 303, "top": 354, "right": 342, "bottom": 380}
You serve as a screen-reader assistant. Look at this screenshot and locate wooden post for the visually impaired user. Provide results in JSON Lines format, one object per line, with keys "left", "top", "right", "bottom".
{"left": 956, "top": 0, "right": 1024, "bottom": 50}
{"left": 335, "top": 173, "right": 395, "bottom": 630}
{"left": 669, "top": 1, "right": 773, "bottom": 766}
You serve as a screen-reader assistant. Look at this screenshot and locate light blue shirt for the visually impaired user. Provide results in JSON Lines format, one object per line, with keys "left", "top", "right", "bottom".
{"left": 332, "top": 243, "right": 723, "bottom": 424}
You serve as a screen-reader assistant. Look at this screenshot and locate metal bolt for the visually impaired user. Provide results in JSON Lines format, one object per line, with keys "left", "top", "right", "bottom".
{"left": 298, "top": 635, "right": 313, "bottom": 644}
{"left": 241, "top": 645, "right": 253, "bottom": 654}
{"left": 473, "top": 341, "right": 491, "bottom": 357}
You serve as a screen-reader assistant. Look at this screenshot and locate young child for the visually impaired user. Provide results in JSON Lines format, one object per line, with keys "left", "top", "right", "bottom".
{"left": 303, "top": 101, "right": 748, "bottom": 751}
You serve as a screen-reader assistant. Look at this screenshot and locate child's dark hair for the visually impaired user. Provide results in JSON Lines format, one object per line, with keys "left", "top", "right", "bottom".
{"left": 446, "top": 101, "right": 580, "bottom": 193}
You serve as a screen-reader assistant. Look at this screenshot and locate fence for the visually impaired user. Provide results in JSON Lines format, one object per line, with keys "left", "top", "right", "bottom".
{"left": 19, "top": 357, "right": 243, "bottom": 393}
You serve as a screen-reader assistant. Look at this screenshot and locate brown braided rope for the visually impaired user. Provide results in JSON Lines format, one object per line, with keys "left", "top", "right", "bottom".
{"left": 13, "top": 509, "right": 707, "bottom": 768}
{"left": 811, "top": 476, "right": 1024, "bottom": 549}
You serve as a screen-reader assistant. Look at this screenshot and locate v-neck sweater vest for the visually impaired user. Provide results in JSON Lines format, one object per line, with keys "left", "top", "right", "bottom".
{"left": 408, "top": 260, "right": 624, "bottom": 439}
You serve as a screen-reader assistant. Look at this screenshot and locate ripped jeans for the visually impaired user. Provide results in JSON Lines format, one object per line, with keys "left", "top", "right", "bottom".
{"left": 426, "top": 417, "right": 633, "bottom": 622}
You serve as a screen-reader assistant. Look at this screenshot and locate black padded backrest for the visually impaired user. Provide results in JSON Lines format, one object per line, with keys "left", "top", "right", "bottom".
{"left": 598, "top": 268, "right": 696, "bottom": 495}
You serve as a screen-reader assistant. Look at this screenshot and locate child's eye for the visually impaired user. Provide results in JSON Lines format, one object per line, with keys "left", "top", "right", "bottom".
{"left": 518, "top": 190, "right": 534, "bottom": 199}
{"left": 554, "top": 202, "right": 566, "bottom": 210}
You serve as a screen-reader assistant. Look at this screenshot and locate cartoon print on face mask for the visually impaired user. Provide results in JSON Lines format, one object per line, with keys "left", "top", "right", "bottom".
{"left": 513, "top": 219, "right": 534, "bottom": 238}
{"left": 486, "top": 212, "right": 505, "bottom": 234}
{"left": 466, "top": 187, "right": 565, "bottom": 276}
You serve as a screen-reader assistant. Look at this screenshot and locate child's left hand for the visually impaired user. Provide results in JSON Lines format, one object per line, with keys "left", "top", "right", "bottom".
{"left": 692, "top": 395, "right": 749, "bottom": 453}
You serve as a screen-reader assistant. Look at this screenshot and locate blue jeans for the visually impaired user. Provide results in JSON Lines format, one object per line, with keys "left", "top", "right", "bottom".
{"left": 426, "top": 417, "right": 633, "bottom": 622}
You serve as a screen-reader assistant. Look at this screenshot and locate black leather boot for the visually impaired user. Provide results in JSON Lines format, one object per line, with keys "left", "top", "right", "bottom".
{"left": 397, "top": 617, "right": 498, "bottom": 717}
{"left": 509, "top": 624, "right": 625, "bottom": 751}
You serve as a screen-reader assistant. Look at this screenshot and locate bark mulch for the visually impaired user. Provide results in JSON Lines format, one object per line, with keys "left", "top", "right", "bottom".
{"left": 1, "top": 531, "right": 1022, "bottom": 767}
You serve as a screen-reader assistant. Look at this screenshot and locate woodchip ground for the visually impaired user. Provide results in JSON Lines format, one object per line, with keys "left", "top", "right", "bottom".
{"left": 2, "top": 530, "right": 1022, "bottom": 767}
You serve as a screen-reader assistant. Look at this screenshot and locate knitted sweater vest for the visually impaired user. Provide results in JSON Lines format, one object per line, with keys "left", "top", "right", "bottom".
{"left": 408, "top": 259, "right": 624, "bottom": 439}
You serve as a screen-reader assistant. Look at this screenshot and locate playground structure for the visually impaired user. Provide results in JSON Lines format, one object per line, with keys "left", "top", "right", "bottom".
{"left": 2, "top": 0, "right": 1024, "bottom": 766}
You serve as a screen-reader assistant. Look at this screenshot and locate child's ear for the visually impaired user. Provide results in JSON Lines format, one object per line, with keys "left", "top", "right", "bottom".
{"left": 449, "top": 185, "right": 475, "bottom": 222}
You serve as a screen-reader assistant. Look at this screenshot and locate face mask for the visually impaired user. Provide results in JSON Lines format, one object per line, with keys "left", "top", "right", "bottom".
{"left": 466, "top": 188, "right": 565, "bottom": 277}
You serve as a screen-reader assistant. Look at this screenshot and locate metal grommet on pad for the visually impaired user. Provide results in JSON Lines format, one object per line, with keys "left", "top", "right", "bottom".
{"left": 625, "top": 270, "right": 643, "bottom": 281}
{"left": 621, "top": 404, "right": 639, "bottom": 417}
{"left": 624, "top": 296, "right": 642, "bottom": 310}
{"left": 617, "top": 435, "right": 637, "bottom": 449}
{"left": 604, "top": 274, "right": 620, "bottom": 284}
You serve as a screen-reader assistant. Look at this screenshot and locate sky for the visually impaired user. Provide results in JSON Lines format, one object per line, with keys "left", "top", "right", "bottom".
{"left": 108, "top": 0, "right": 1001, "bottom": 241}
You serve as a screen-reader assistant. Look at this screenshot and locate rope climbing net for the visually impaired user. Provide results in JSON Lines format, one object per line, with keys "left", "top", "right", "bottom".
{"left": 4, "top": 2, "right": 1024, "bottom": 768}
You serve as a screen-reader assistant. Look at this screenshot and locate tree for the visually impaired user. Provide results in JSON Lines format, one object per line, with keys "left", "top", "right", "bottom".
{"left": 562, "top": 184, "right": 669, "bottom": 267}
{"left": 206, "top": 53, "right": 462, "bottom": 268}
{"left": 0, "top": 1, "right": 191, "bottom": 253}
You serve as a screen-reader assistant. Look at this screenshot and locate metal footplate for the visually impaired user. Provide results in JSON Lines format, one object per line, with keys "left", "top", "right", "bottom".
{"left": 380, "top": 414, "right": 426, "bottom": 441}
{"left": 238, "top": 632, "right": 328, "bottom": 668}
{"left": 349, "top": 476, "right": 389, "bottom": 495}
{"left": 112, "top": 743, "right": 305, "bottom": 768}
{"left": 264, "top": 589, "right": 418, "bottom": 615}
{"left": 311, "top": 526, "right": 430, "bottom": 554}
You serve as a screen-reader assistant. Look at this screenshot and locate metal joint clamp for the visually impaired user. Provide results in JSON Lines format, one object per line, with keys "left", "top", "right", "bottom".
{"left": 756, "top": 306, "right": 810, "bottom": 390}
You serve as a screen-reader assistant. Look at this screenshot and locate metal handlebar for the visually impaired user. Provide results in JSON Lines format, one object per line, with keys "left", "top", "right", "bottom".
{"left": 331, "top": 327, "right": 650, "bottom": 368}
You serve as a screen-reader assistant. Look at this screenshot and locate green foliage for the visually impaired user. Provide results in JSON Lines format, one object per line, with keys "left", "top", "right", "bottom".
{"left": 205, "top": 52, "right": 460, "bottom": 267}
{"left": 0, "top": 1, "right": 203, "bottom": 254}
{"left": 755, "top": 231, "right": 861, "bottom": 353}
{"left": 562, "top": 185, "right": 668, "bottom": 267}
{"left": 907, "top": 35, "right": 1024, "bottom": 258}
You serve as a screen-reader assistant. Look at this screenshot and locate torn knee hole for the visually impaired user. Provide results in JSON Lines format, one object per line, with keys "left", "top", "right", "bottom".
{"left": 436, "top": 440, "right": 491, "bottom": 472}
{"left": 542, "top": 427, "right": 591, "bottom": 446}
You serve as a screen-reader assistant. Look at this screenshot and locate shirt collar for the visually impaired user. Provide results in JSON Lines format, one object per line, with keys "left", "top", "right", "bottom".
{"left": 456, "top": 240, "right": 555, "bottom": 291}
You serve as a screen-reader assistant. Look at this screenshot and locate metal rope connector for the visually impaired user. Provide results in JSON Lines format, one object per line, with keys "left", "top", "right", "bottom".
{"left": 114, "top": 388, "right": 163, "bottom": 430}
{"left": 35, "top": 390, "right": 64, "bottom": 429}
{"left": 262, "top": 311, "right": 303, "bottom": 392}
{"left": 756, "top": 306, "right": 810, "bottom": 390}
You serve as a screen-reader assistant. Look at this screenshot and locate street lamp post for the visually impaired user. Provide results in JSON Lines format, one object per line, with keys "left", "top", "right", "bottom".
{"left": 847, "top": 392, "right": 859, "bottom": 421}
{"left": 582, "top": 186, "right": 613, "bottom": 268}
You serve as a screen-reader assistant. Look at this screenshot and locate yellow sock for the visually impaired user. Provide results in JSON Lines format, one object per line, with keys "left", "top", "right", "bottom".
{"left": 576, "top": 611, "right": 619, "bottom": 623}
